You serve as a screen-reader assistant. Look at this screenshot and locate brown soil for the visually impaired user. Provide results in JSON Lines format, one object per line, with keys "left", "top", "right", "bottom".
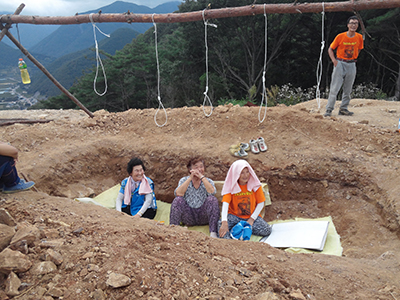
{"left": 1, "top": 98, "right": 400, "bottom": 300}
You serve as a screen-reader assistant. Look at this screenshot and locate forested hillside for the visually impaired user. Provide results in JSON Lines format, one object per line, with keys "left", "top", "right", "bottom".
{"left": 28, "top": 1, "right": 181, "bottom": 58}
{"left": 1, "top": 1, "right": 181, "bottom": 99}
{"left": 28, "top": 27, "right": 140, "bottom": 97}
{"left": 32, "top": 0, "right": 400, "bottom": 111}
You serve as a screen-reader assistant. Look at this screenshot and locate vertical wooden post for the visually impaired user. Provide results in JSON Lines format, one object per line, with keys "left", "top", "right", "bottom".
{"left": 0, "top": 4, "right": 25, "bottom": 42}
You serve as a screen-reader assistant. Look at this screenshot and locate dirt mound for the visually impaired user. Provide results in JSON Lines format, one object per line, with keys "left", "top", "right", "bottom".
{"left": 0, "top": 98, "right": 400, "bottom": 299}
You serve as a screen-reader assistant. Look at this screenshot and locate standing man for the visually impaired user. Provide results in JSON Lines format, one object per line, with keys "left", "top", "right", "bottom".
{"left": 324, "top": 16, "right": 364, "bottom": 117}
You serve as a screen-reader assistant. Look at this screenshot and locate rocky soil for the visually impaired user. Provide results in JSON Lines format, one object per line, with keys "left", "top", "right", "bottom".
{"left": 0, "top": 98, "right": 400, "bottom": 300}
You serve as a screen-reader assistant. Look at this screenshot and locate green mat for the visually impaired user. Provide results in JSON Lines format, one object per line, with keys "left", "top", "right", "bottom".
{"left": 75, "top": 184, "right": 342, "bottom": 256}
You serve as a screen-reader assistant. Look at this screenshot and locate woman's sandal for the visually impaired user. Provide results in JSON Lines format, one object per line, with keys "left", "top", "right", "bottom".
{"left": 240, "top": 142, "right": 250, "bottom": 151}
{"left": 229, "top": 146, "right": 248, "bottom": 158}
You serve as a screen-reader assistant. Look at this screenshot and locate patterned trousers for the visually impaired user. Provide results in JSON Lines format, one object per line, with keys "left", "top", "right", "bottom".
{"left": 170, "top": 195, "right": 220, "bottom": 233}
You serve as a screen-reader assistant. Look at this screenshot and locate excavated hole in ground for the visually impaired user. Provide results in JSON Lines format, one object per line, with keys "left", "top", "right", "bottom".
{"left": 265, "top": 174, "right": 400, "bottom": 259}
{"left": 34, "top": 147, "right": 400, "bottom": 260}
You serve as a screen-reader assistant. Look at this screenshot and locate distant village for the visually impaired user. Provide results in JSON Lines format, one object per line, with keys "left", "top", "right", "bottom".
{"left": 0, "top": 73, "right": 39, "bottom": 110}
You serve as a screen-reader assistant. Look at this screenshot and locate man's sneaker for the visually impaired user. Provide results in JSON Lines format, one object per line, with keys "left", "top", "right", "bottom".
{"left": 323, "top": 110, "right": 332, "bottom": 117}
{"left": 249, "top": 139, "right": 260, "bottom": 154}
{"left": 3, "top": 180, "right": 35, "bottom": 194}
{"left": 257, "top": 137, "right": 268, "bottom": 152}
{"left": 339, "top": 109, "right": 354, "bottom": 116}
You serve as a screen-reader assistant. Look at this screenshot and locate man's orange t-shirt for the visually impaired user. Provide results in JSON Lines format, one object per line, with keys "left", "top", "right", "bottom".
{"left": 222, "top": 185, "right": 266, "bottom": 219}
{"left": 330, "top": 32, "right": 363, "bottom": 60}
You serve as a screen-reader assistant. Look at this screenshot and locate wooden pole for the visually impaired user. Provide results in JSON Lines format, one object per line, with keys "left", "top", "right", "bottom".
{"left": 0, "top": 23, "right": 94, "bottom": 118}
{"left": 0, "top": 4, "right": 25, "bottom": 42}
{"left": 1, "top": 0, "right": 400, "bottom": 25}
{"left": 0, "top": 119, "right": 52, "bottom": 126}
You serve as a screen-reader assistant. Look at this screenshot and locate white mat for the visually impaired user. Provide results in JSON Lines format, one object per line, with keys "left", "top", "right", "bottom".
{"left": 260, "top": 220, "right": 330, "bottom": 251}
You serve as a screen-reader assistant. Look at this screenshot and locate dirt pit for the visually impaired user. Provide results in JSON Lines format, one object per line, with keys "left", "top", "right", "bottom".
{"left": 0, "top": 98, "right": 400, "bottom": 299}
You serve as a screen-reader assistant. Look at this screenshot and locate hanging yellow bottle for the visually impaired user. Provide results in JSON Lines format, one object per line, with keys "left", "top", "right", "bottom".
{"left": 18, "top": 58, "right": 31, "bottom": 84}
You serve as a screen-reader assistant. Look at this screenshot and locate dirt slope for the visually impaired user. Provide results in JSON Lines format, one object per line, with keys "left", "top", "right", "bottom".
{"left": 0, "top": 98, "right": 400, "bottom": 300}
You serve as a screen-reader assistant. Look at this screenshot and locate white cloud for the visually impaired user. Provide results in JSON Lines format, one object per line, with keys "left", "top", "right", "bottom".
{"left": 0, "top": 0, "right": 172, "bottom": 16}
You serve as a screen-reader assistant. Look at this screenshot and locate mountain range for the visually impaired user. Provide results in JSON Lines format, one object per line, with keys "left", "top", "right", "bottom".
{"left": 0, "top": 1, "right": 181, "bottom": 97}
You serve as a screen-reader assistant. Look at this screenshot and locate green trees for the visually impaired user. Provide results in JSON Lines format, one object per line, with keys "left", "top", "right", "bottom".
{"left": 360, "top": 8, "right": 400, "bottom": 100}
{"left": 32, "top": 1, "right": 400, "bottom": 112}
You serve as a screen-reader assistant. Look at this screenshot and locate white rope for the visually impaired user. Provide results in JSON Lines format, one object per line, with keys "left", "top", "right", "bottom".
{"left": 152, "top": 14, "right": 167, "bottom": 127}
{"left": 89, "top": 13, "right": 110, "bottom": 96}
{"left": 315, "top": 3, "right": 325, "bottom": 110}
{"left": 202, "top": 9, "right": 217, "bottom": 117}
{"left": 258, "top": 4, "right": 268, "bottom": 123}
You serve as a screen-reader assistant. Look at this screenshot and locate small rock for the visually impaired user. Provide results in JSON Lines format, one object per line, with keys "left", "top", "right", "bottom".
{"left": 365, "top": 145, "right": 374, "bottom": 153}
{"left": 134, "top": 290, "right": 144, "bottom": 297}
{"left": 96, "top": 281, "right": 107, "bottom": 290}
{"left": 87, "top": 264, "right": 100, "bottom": 272}
{"left": 91, "top": 289, "right": 106, "bottom": 300}
{"left": 106, "top": 272, "right": 131, "bottom": 288}
{"left": 0, "top": 224, "right": 15, "bottom": 252}
{"left": 289, "top": 288, "right": 307, "bottom": 300}
{"left": 39, "top": 239, "right": 64, "bottom": 249}
{"left": 82, "top": 252, "right": 94, "bottom": 259}
{"left": 45, "top": 249, "right": 63, "bottom": 265}
{"left": 378, "top": 251, "right": 395, "bottom": 260}
{"left": 65, "top": 262, "right": 75, "bottom": 271}
{"left": 5, "top": 272, "right": 21, "bottom": 296}
{"left": 253, "top": 292, "right": 280, "bottom": 300}
{"left": 30, "top": 261, "right": 57, "bottom": 275}
{"left": 43, "top": 229, "right": 60, "bottom": 239}
{"left": 48, "top": 287, "right": 64, "bottom": 298}
{"left": 35, "top": 286, "right": 47, "bottom": 297}
{"left": 0, "top": 209, "right": 17, "bottom": 226}
{"left": 0, "top": 290, "right": 9, "bottom": 300}
{"left": 0, "top": 248, "right": 32, "bottom": 274}
{"left": 80, "top": 268, "right": 88, "bottom": 277}
{"left": 9, "top": 240, "right": 28, "bottom": 255}
{"left": 73, "top": 227, "right": 84, "bottom": 235}
{"left": 225, "top": 285, "right": 238, "bottom": 292}
{"left": 10, "top": 225, "right": 40, "bottom": 247}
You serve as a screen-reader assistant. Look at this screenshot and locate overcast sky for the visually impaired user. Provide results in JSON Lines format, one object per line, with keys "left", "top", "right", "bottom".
{"left": 1, "top": 0, "right": 171, "bottom": 16}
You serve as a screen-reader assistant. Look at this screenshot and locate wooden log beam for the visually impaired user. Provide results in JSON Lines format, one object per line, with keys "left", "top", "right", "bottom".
{"left": 0, "top": 23, "right": 94, "bottom": 118}
{"left": 0, "top": 4, "right": 25, "bottom": 42}
{"left": 1, "top": 0, "right": 399, "bottom": 25}
{"left": 0, "top": 119, "right": 52, "bottom": 126}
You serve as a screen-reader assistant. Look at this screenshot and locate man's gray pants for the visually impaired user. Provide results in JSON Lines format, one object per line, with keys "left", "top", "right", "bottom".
{"left": 326, "top": 60, "right": 357, "bottom": 111}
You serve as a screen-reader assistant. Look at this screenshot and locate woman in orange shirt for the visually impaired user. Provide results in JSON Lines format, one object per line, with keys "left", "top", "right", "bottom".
{"left": 218, "top": 159, "right": 272, "bottom": 239}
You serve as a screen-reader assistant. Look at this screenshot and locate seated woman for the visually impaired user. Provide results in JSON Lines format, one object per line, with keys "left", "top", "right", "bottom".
{"left": 218, "top": 159, "right": 272, "bottom": 239}
{"left": 170, "top": 156, "right": 219, "bottom": 238}
{"left": 0, "top": 141, "right": 35, "bottom": 193}
{"left": 115, "top": 157, "right": 157, "bottom": 219}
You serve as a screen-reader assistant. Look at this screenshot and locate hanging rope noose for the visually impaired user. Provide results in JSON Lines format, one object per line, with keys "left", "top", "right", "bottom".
{"left": 202, "top": 9, "right": 217, "bottom": 118}
{"left": 258, "top": 4, "right": 268, "bottom": 124}
{"left": 152, "top": 14, "right": 167, "bottom": 127}
{"left": 315, "top": 2, "right": 325, "bottom": 110}
{"left": 15, "top": 23, "right": 26, "bottom": 60}
{"left": 89, "top": 13, "right": 110, "bottom": 96}
{"left": 16, "top": 23, "right": 21, "bottom": 44}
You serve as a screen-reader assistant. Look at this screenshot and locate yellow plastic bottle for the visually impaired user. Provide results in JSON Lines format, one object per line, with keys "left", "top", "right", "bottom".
{"left": 18, "top": 58, "right": 31, "bottom": 84}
